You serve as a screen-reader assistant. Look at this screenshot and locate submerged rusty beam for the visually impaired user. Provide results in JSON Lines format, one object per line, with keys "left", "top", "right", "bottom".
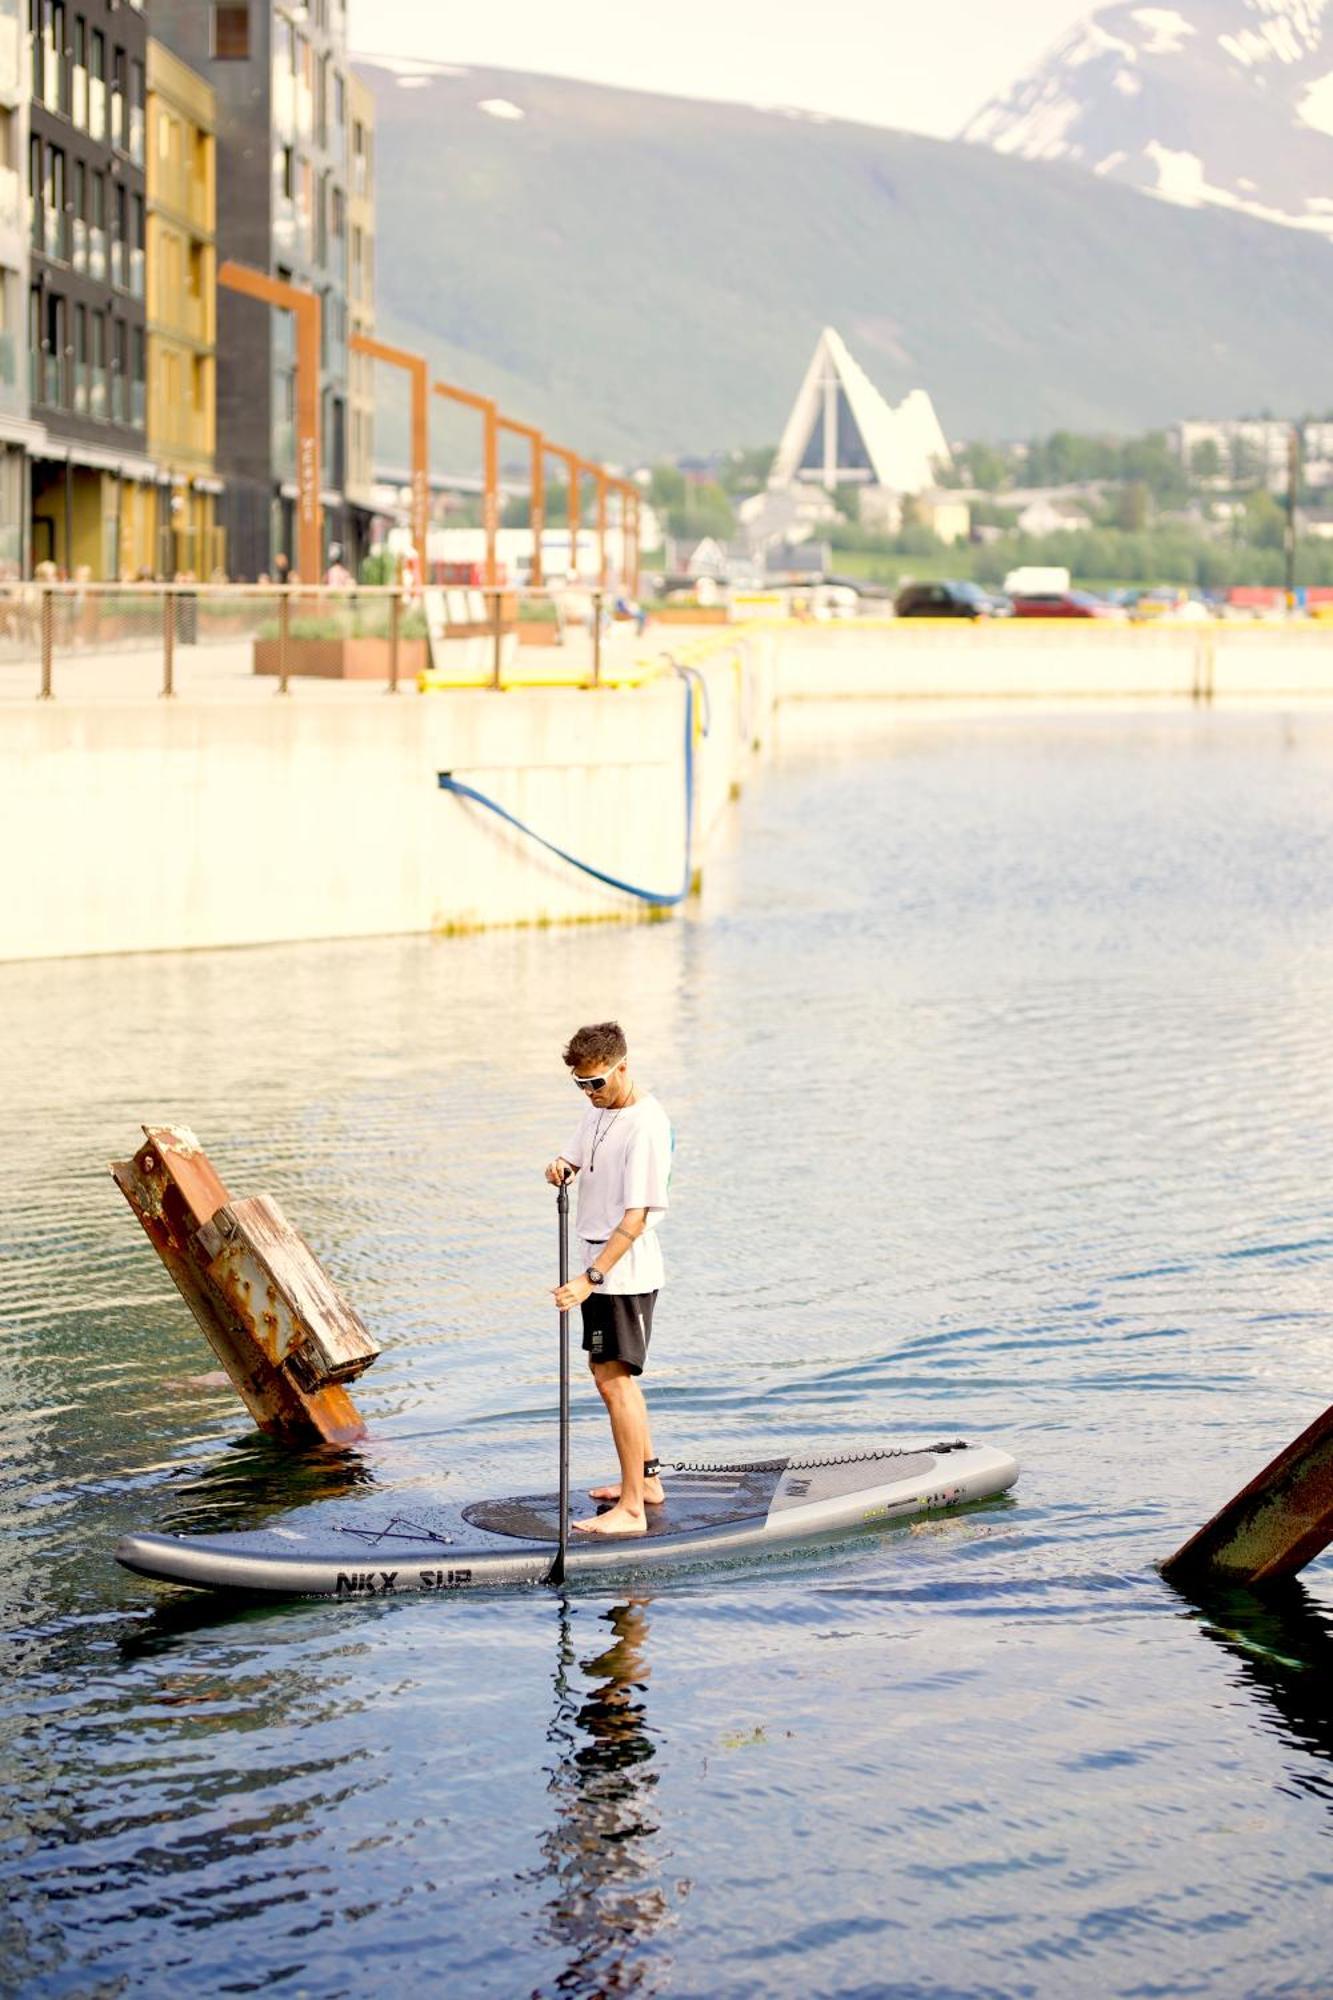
{"left": 1161, "top": 1401, "right": 1333, "bottom": 1587}
{"left": 112, "top": 1125, "right": 378, "bottom": 1445}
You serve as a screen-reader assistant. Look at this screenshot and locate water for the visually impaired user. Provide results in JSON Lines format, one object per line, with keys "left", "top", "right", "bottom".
{"left": 5, "top": 704, "right": 1333, "bottom": 1996}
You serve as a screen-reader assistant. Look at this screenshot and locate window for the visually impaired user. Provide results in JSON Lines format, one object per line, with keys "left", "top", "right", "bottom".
{"left": 28, "top": 284, "right": 39, "bottom": 401}
{"left": 88, "top": 167, "right": 105, "bottom": 279}
{"left": 128, "top": 191, "right": 143, "bottom": 295}
{"left": 73, "top": 300, "right": 86, "bottom": 411}
{"left": 111, "top": 313, "right": 126, "bottom": 421}
{"left": 89, "top": 306, "right": 105, "bottom": 417}
{"left": 280, "top": 144, "right": 293, "bottom": 199}
{"left": 128, "top": 57, "right": 143, "bottom": 161}
{"left": 71, "top": 17, "right": 86, "bottom": 127}
{"left": 41, "top": 0, "right": 57, "bottom": 112}
{"left": 89, "top": 28, "right": 105, "bottom": 140}
{"left": 52, "top": 2, "right": 67, "bottom": 115}
{"left": 44, "top": 290, "right": 66, "bottom": 406}
{"left": 110, "top": 46, "right": 125, "bottom": 149}
{"left": 71, "top": 157, "right": 85, "bottom": 269}
{"left": 46, "top": 146, "right": 66, "bottom": 261}
{"left": 27, "top": 134, "right": 40, "bottom": 250}
{"left": 131, "top": 324, "right": 144, "bottom": 427}
{"left": 112, "top": 181, "right": 126, "bottom": 288}
{"left": 212, "top": 3, "right": 249, "bottom": 59}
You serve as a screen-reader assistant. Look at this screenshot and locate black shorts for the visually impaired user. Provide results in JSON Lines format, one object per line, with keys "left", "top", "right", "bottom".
{"left": 580, "top": 1290, "right": 656, "bottom": 1375}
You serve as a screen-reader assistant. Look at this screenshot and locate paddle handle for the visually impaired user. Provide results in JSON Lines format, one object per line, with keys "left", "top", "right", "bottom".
{"left": 553, "top": 1177, "right": 571, "bottom": 1584}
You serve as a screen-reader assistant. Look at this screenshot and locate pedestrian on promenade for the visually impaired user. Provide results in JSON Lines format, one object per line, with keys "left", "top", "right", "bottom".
{"left": 546, "top": 1021, "right": 673, "bottom": 1538}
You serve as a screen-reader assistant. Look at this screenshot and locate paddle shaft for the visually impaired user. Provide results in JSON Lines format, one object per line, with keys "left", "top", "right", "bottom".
{"left": 551, "top": 1177, "right": 571, "bottom": 1584}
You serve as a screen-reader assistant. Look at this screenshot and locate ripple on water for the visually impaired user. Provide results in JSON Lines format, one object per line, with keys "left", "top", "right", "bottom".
{"left": 4, "top": 710, "right": 1333, "bottom": 1992}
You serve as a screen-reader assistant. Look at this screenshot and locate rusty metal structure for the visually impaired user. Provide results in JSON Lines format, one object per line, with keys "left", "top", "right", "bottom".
{"left": 1162, "top": 1402, "right": 1333, "bottom": 1587}
{"left": 350, "top": 333, "right": 430, "bottom": 572}
{"left": 433, "top": 377, "right": 500, "bottom": 586}
{"left": 218, "top": 261, "right": 323, "bottom": 586}
{"left": 113, "top": 1125, "right": 378, "bottom": 1444}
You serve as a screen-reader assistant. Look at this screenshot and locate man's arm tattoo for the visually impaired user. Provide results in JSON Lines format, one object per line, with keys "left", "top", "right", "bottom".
{"left": 610, "top": 1222, "right": 638, "bottom": 1246}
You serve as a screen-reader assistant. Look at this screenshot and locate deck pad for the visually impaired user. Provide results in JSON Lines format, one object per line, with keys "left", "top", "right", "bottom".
{"left": 462, "top": 1464, "right": 784, "bottom": 1542}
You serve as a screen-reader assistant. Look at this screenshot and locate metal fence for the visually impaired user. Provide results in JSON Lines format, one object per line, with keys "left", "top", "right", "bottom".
{"left": 0, "top": 580, "right": 647, "bottom": 700}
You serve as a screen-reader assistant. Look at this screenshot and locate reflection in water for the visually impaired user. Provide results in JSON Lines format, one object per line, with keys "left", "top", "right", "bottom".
{"left": 1174, "top": 1576, "right": 1333, "bottom": 1803}
{"left": 534, "top": 1598, "right": 681, "bottom": 1997}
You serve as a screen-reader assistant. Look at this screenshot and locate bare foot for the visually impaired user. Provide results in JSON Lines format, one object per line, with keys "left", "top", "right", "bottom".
{"left": 588, "top": 1478, "right": 666, "bottom": 1505}
{"left": 572, "top": 1504, "right": 647, "bottom": 1538}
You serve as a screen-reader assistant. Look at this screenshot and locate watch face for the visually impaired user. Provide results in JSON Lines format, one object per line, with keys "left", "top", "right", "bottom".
{"left": 587, "top": 1268, "right": 604, "bottom": 1286}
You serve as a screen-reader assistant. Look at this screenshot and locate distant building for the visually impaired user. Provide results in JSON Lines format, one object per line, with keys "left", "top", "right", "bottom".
{"left": 0, "top": 11, "right": 32, "bottom": 576}
{"left": 768, "top": 326, "right": 951, "bottom": 521}
{"left": 913, "top": 490, "right": 971, "bottom": 544}
{"left": 344, "top": 70, "right": 375, "bottom": 570}
{"left": 152, "top": 0, "right": 370, "bottom": 578}
{"left": 28, "top": 0, "right": 155, "bottom": 578}
{"left": 1171, "top": 418, "right": 1300, "bottom": 493}
{"left": 145, "top": 37, "right": 220, "bottom": 576}
{"left": 1016, "top": 496, "right": 1092, "bottom": 536}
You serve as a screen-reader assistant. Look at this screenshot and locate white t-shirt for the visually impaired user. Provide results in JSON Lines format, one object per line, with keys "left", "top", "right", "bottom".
{"left": 564, "top": 1093, "right": 674, "bottom": 1295}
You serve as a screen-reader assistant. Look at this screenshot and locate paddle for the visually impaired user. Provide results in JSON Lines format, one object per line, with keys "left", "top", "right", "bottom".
{"left": 548, "top": 1174, "right": 572, "bottom": 1586}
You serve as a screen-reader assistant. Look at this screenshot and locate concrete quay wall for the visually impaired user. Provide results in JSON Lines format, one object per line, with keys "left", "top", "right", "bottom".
{"left": 768, "top": 620, "right": 1333, "bottom": 704}
{"left": 1, "top": 647, "right": 762, "bottom": 963}
{"left": 8, "top": 620, "right": 1332, "bottom": 966}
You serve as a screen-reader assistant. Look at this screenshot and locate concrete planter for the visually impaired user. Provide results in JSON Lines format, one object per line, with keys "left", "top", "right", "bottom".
{"left": 253, "top": 637, "right": 430, "bottom": 679}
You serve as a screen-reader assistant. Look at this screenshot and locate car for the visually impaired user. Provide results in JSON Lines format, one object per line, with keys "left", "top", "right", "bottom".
{"left": 893, "top": 579, "right": 993, "bottom": 619}
{"left": 1010, "top": 589, "right": 1121, "bottom": 620}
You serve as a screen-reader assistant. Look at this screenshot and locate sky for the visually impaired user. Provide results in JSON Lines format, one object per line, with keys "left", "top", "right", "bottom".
{"left": 345, "top": 0, "right": 1096, "bottom": 140}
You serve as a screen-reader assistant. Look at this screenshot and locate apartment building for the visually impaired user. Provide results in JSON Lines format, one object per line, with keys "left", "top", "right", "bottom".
{"left": 151, "top": 0, "right": 363, "bottom": 579}
{"left": 145, "top": 35, "right": 219, "bottom": 576}
{"left": 344, "top": 65, "right": 373, "bottom": 569}
{"left": 28, "top": 0, "right": 153, "bottom": 577}
{"left": 0, "top": 0, "right": 33, "bottom": 574}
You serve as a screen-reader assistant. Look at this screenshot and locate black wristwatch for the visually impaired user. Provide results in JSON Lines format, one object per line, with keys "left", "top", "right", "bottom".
{"left": 585, "top": 1266, "right": 605, "bottom": 1287}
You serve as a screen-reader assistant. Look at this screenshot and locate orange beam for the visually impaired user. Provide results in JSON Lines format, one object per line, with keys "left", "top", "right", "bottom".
{"left": 595, "top": 468, "right": 609, "bottom": 589}
{"left": 499, "top": 417, "right": 545, "bottom": 590}
{"left": 351, "top": 334, "right": 429, "bottom": 575}
{"left": 219, "top": 260, "right": 321, "bottom": 584}
{"left": 434, "top": 379, "right": 498, "bottom": 586}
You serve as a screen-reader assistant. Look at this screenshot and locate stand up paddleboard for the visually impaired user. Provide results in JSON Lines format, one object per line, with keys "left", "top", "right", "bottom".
{"left": 115, "top": 1441, "right": 1020, "bottom": 1598}
{"left": 114, "top": 1184, "right": 1019, "bottom": 1599}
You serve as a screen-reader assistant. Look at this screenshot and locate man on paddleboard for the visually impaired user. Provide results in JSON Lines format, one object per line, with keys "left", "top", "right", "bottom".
{"left": 546, "top": 1021, "right": 674, "bottom": 1537}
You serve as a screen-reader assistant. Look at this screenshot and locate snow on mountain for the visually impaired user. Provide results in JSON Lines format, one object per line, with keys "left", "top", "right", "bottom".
{"left": 962, "top": 0, "right": 1333, "bottom": 236}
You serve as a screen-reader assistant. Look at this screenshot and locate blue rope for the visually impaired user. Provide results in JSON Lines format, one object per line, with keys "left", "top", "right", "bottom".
{"left": 437, "top": 664, "right": 703, "bottom": 907}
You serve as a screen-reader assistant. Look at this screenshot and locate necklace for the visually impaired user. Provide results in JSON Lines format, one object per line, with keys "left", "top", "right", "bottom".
{"left": 588, "top": 1108, "right": 622, "bottom": 1172}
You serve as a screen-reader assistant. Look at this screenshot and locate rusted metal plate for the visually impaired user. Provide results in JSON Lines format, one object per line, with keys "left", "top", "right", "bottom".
{"left": 1161, "top": 1400, "right": 1333, "bottom": 1586}
{"left": 201, "top": 1194, "right": 380, "bottom": 1389}
{"left": 111, "top": 1124, "right": 373, "bottom": 1446}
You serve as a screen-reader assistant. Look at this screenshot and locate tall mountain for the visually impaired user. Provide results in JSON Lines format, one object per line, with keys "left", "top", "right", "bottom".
{"left": 964, "top": 0, "right": 1333, "bottom": 235}
{"left": 357, "top": 56, "right": 1333, "bottom": 460}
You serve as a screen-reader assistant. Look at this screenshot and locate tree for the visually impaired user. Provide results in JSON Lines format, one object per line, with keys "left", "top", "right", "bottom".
{"left": 648, "top": 463, "right": 687, "bottom": 512}
{"left": 961, "top": 442, "right": 1008, "bottom": 491}
{"left": 718, "top": 446, "right": 776, "bottom": 497}
{"left": 1190, "top": 439, "right": 1223, "bottom": 480}
{"left": 1115, "top": 482, "right": 1150, "bottom": 533}
{"left": 1242, "top": 488, "right": 1286, "bottom": 550}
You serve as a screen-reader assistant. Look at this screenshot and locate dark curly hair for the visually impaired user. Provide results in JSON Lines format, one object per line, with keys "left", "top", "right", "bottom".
{"left": 562, "top": 1021, "right": 628, "bottom": 1069}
